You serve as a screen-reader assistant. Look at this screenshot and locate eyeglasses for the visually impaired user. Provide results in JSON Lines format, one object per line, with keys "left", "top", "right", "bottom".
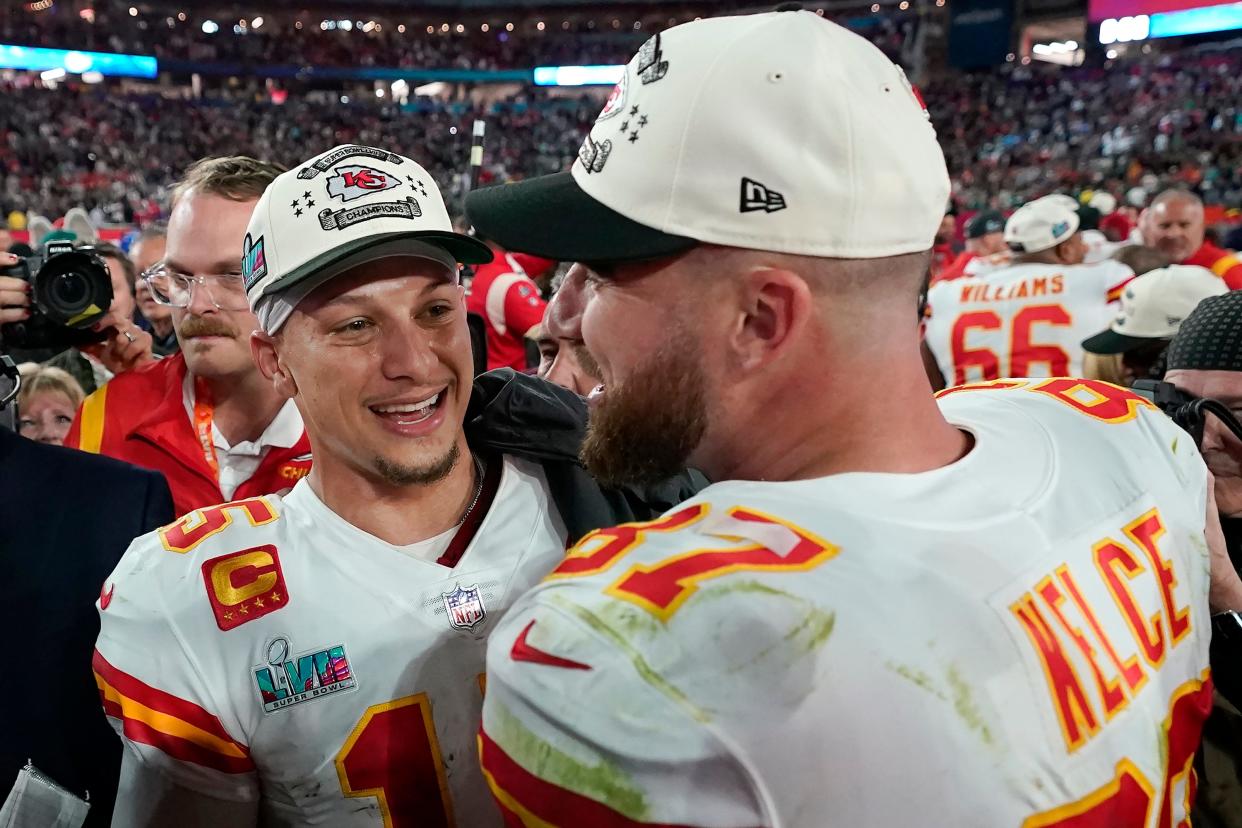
{"left": 141, "top": 262, "right": 250, "bottom": 311}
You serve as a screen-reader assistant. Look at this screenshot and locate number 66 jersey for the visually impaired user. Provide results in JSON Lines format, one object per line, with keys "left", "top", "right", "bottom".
{"left": 480, "top": 380, "right": 1213, "bottom": 828}
{"left": 94, "top": 456, "right": 567, "bottom": 826}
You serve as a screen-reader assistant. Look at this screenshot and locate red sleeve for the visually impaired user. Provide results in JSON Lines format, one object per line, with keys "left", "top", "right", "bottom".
{"left": 510, "top": 254, "right": 557, "bottom": 279}
{"left": 503, "top": 280, "right": 548, "bottom": 338}
{"left": 1220, "top": 260, "right": 1242, "bottom": 291}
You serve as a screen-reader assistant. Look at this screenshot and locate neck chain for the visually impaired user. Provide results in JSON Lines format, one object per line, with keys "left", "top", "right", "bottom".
{"left": 458, "top": 454, "right": 486, "bottom": 527}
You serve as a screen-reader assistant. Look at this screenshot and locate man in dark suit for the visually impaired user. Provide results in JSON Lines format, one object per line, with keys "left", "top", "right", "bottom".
{"left": 0, "top": 423, "right": 173, "bottom": 825}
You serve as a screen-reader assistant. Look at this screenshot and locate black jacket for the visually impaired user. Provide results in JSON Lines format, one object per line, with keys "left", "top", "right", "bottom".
{"left": 0, "top": 427, "right": 174, "bottom": 825}
{"left": 465, "top": 369, "right": 706, "bottom": 544}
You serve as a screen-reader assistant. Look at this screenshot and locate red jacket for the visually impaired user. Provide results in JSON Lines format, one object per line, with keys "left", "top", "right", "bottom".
{"left": 1184, "top": 241, "right": 1242, "bottom": 290}
{"left": 65, "top": 353, "right": 312, "bottom": 517}
{"left": 466, "top": 252, "right": 551, "bottom": 371}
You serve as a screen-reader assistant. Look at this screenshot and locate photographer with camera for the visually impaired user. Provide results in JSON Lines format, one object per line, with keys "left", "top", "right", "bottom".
{"left": 1138, "top": 291, "right": 1242, "bottom": 824}
{"left": 0, "top": 242, "right": 154, "bottom": 391}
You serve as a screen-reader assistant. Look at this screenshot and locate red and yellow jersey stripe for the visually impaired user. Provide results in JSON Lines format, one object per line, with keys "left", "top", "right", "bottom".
{"left": 93, "top": 650, "right": 254, "bottom": 775}
{"left": 479, "top": 728, "right": 708, "bottom": 828}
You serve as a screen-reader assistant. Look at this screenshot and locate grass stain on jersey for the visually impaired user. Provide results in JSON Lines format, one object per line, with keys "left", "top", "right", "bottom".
{"left": 887, "top": 662, "right": 948, "bottom": 702}
{"left": 489, "top": 701, "right": 651, "bottom": 820}
{"left": 946, "top": 663, "right": 994, "bottom": 746}
{"left": 692, "top": 580, "right": 836, "bottom": 658}
{"left": 548, "top": 594, "right": 710, "bottom": 724}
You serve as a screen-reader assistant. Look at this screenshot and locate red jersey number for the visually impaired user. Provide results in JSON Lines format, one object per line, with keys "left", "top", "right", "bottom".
{"left": 950, "top": 304, "right": 1072, "bottom": 384}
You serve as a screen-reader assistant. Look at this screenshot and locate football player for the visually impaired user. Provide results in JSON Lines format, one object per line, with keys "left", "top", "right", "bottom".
{"left": 465, "top": 11, "right": 1238, "bottom": 826}
{"left": 923, "top": 196, "right": 1135, "bottom": 389}
{"left": 94, "top": 146, "right": 694, "bottom": 826}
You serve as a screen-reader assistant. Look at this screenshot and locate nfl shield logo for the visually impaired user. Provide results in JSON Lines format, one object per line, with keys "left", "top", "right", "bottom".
{"left": 442, "top": 584, "right": 486, "bottom": 631}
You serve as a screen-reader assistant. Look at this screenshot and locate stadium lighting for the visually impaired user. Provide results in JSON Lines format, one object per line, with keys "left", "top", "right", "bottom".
{"left": 251, "top": 17, "right": 263, "bottom": 29}
{"left": 63, "top": 50, "right": 91, "bottom": 72}
{"left": 536, "top": 21, "right": 545, "bottom": 30}
{"left": 128, "top": 7, "right": 137, "bottom": 17}
{"left": 362, "top": 21, "right": 376, "bottom": 32}
{"left": 899, "top": 1, "right": 909, "bottom": 9}
{"left": 397, "top": 24, "right": 405, "bottom": 32}
{"left": 40, "top": 67, "right": 66, "bottom": 81}
{"left": 391, "top": 79, "right": 409, "bottom": 95}
{"left": 1106, "top": 48, "right": 1118, "bottom": 58}
{"left": 481, "top": 23, "right": 489, "bottom": 32}
{"left": 871, "top": 4, "right": 880, "bottom": 12}
{"left": 375, "top": 88, "right": 384, "bottom": 97}
{"left": 506, "top": 22, "right": 515, "bottom": 31}
{"left": 441, "top": 23, "right": 450, "bottom": 32}
{"left": 1098, "top": 15, "right": 1150, "bottom": 45}
{"left": 449, "top": 126, "right": 458, "bottom": 135}
{"left": 80, "top": 8, "right": 95, "bottom": 22}
{"left": 201, "top": 20, "right": 218, "bottom": 34}
{"left": 177, "top": 12, "right": 186, "bottom": 21}
{"left": 82, "top": 70, "right": 104, "bottom": 83}
{"left": 455, "top": 23, "right": 465, "bottom": 33}
{"left": 0, "top": 43, "right": 158, "bottom": 77}
{"left": 533, "top": 64, "right": 626, "bottom": 86}
{"left": 340, "top": 95, "right": 349, "bottom": 103}
{"left": 339, "top": 20, "right": 353, "bottom": 31}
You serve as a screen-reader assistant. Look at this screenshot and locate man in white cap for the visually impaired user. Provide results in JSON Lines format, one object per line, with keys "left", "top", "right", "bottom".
{"left": 93, "top": 144, "right": 697, "bottom": 826}
{"left": 923, "top": 196, "right": 1134, "bottom": 389}
{"left": 463, "top": 10, "right": 1238, "bottom": 825}
{"left": 1082, "top": 264, "right": 1226, "bottom": 386}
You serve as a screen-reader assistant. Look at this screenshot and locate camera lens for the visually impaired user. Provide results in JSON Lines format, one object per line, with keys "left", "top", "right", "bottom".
{"left": 33, "top": 248, "right": 113, "bottom": 328}
{"left": 49, "top": 271, "right": 90, "bottom": 308}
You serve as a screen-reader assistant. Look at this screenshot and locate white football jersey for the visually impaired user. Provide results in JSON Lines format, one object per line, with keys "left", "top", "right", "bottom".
{"left": 480, "top": 379, "right": 1213, "bottom": 828}
{"left": 925, "top": 259, "right": 1133, "bottom": 385}
{"left": 95, "top": 455, "right": 567, "bottom": 826}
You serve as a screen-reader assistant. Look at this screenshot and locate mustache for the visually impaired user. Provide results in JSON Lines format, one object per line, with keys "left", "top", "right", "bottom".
{"left": 178, "top": 315, "right": 238, "bottom": 338}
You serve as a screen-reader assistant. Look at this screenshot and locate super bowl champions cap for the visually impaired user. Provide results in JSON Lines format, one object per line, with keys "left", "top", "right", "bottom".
{"left": 1004, "top": 199, "right": 1080, "bottom": 254}
{"left": 244, "top": 144, "right": 492, "bottom": 332}
{"left": 1083, "top": 265, "right": 1228, "bottom": 355}
{"left": 465, "top": 9, "right": 950, "bottom": 263}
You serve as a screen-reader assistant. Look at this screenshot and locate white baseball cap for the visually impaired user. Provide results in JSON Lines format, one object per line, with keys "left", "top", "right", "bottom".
{"left": 1004, "top": 199, "right": 1080, "bottom": 253}
{"left": 1082, "top": 265, "right": 1227, "bottom": 354}
{"left": 464, "top": 9, "right": 949, "bottom": 262}
{"left": 243, "top": 144, "right": 491, "bottom": 332}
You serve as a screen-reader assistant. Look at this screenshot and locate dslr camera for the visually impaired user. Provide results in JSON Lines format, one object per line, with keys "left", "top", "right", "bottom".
{"left": 0, "top": 240, "right": 112, "bottom": 350}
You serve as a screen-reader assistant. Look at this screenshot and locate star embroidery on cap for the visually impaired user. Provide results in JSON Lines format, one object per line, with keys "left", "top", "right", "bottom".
{"left": 305, "top": 198, "right": 315, "bottom": 207}
{"left": 629, "top": 105, "right": 639, "bottom": 116}
{"left": 638, "top": 115, "right": 648, "bottom": 127}
{"left": 619, "top": 120, "right": 630, "bottom": 132}
{"left": 302, "top": 191, "right": 311, "bottom": 199}
{"left": 294, "top": 208, "right": 303, "bottom": 217}
{"left": 629, "top": 131, "right": 639, "bottom": 143}
{"left": 406, "top": 176, "right": 429, "bottom": 197}
{"left": 290, "top": 199, "right": 299, "bottom": 209}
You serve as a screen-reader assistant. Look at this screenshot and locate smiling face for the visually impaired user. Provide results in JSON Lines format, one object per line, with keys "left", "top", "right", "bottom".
{"left": 557, "top": 256, "right": 718, "bottom": 485}
{"left": 259, "top": 256, "right": 473, "bottom": 488}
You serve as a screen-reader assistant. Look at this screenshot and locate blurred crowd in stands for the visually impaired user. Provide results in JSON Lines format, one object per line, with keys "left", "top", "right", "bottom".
{"left": 3, "top": 37, "right": 1239, "bottom": 230}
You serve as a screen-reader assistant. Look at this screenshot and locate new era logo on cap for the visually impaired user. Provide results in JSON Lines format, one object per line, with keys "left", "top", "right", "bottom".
{"left": 740, "top": 178, "right": 786, "bottom": 214}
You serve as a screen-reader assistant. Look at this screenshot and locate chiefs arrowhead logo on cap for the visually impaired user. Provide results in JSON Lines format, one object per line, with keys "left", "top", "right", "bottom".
{"left": 326, "top": 165, "right": 402, "bottom": 203}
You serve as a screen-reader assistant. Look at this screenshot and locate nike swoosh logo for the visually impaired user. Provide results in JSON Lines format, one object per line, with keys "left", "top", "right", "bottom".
{"left": 100, "top": 583, "right": 115, "bottom": 611}
{"left": 510, "top": 620, "right": 591, "bottom": 670}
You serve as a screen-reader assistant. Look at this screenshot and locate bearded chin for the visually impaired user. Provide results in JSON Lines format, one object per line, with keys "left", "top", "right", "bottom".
{"left": 580, "top": 339, "right": 708, "bottom": 487}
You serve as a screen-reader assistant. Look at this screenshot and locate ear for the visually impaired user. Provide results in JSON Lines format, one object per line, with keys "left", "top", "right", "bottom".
{"left": 251, "top": 330, "right": 298, "bottom": 399}
{"left": 729, "top": 267, "right": 813, "bottom": 373}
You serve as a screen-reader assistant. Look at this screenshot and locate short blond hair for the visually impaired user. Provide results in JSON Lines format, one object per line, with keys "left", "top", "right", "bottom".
{"left": 171, "top": 156, "right": 286, "bottom": 207}
{"left": 16, "top": 363, "right": 86, "bottom": 410}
